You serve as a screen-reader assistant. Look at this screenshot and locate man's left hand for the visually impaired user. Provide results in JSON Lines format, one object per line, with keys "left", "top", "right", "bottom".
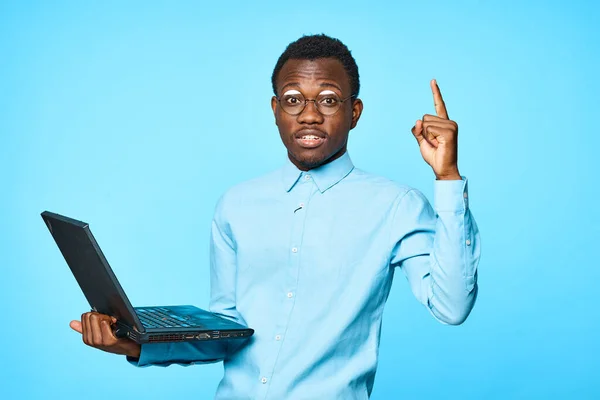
{"left": 411, "top": 79, "right": 461, "bottom": 180}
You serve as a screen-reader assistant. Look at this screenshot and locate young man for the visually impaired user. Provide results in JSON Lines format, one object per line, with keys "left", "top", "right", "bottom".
{"left": 71, "top": 34, "right": 480, "bottom": 399}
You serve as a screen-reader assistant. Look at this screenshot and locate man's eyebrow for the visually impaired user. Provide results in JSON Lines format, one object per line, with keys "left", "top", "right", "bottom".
{"left": 319, "top": 82, "right": 342, "bottom": 91}
{"left": 280, "top": 82, "right": 343, "bottom": 92}
{"left": 280, "top": 82, "right": 300, "bottom": 91}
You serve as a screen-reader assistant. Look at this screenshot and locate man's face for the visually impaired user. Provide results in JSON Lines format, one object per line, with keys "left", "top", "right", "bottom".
{"left": 271, "top": 58, "right": 363, "bottom": 171}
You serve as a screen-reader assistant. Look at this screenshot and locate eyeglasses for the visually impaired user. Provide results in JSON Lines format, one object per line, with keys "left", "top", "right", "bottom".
{"left": 276, "top": 90, "right": 356, "bottom": 116}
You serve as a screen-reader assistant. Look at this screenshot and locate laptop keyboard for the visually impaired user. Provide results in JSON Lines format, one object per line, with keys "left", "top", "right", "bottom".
{"left": 136, "top": 307, "right": 195, "bottom": 328}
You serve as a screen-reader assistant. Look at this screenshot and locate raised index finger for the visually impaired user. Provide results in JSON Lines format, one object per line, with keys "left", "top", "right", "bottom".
{"left": 431, "top": 79, "right": 449, "bottom": 119}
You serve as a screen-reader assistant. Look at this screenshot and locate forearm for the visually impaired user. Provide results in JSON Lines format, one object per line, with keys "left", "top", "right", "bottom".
{"left": 127, "top": 340, "right": 232, "bottom": 367}
{"left": 425, "top": 211, "right": 479, "bottom": 325}
{"left": 425, "top": 179, "right": 480, "bottom": 325}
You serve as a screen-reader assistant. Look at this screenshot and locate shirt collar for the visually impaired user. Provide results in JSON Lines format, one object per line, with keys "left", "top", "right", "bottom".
{"left": 281, "top": 151, "right": 355, "bottom": 193}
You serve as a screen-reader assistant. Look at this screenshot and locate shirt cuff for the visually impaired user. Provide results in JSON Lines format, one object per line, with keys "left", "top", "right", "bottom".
{"left": 126, "top": 343, "right": 171, "bottom": 367}
{"left": 433, "top": 176, "right": 469, "bottom": 213}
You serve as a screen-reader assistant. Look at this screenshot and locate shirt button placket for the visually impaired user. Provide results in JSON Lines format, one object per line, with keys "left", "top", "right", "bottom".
{"left": 260, "top": 176, "right": 312, "bottom": 397}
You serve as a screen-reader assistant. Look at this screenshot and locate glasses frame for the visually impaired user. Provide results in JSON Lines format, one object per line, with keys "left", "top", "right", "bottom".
{"left": 275, "top": 92, "right": 357, "bottom": 116}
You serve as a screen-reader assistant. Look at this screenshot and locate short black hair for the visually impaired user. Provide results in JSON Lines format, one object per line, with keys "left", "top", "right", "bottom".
{"left": 271, "top": 34, "right": 360, "bottom": 97}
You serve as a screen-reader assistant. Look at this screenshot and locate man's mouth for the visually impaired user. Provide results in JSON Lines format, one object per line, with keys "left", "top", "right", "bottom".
{"left": 294, "top": 130, "right": 326, "bottom": 149}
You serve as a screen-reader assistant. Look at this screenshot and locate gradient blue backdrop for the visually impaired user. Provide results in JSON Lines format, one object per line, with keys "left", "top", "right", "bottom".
{"left": 1, "top": 1, "right": 598, "bottom": 398}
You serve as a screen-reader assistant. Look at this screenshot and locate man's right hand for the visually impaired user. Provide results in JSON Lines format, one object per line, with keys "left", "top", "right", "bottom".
{"left": 70, "top": 312, "right": 141, "bottom": 359}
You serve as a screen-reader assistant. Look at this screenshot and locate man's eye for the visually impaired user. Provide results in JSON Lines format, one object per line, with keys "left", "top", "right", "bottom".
{"left": 319, "top": 97, "right": 338, "bottom": 106}
{"left": 285, "top": 96, "right": 301, "bottom": 105}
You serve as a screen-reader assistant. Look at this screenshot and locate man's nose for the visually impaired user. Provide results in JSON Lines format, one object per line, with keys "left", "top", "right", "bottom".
{"left": 297, "top": 100, "right": 324, "bottom": 124}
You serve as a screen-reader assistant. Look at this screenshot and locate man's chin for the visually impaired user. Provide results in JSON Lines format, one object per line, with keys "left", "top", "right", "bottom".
{"left": 289, "top": 151, "right": 327, "bottom": 171}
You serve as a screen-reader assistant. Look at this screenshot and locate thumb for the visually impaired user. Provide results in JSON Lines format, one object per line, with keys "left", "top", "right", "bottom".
{"left": 70, "top": 320, "right": 83, "bottom": 334}
{"left": 411, "top": 120, "right": 424, "bottom": 145}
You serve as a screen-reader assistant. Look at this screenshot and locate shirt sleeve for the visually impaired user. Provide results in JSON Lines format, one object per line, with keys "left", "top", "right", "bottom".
{"left": 127, "top": 193, "right": 249, "bottom": 367}
{"left": 389, "top": 177, "right": 480, "bottom": 325}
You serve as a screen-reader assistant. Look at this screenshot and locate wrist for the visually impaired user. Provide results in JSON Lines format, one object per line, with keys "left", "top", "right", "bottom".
{"left": 434, "top": 164, "right": 460, "bottom": 180}
{"left": 435, "top": 171, "right": 461, "bottom": 180}
{"left": 127, "top": 343, "right": 141, "bottom": 359}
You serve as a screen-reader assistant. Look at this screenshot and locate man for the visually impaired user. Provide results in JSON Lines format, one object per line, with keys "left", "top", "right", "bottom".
{"left": 71, "top": 34, "right": 480, "bottom": 399}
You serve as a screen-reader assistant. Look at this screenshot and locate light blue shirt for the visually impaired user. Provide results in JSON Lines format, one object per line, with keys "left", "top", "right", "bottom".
{"left": 129, "top": 151, "right": 480, "bottom": 399}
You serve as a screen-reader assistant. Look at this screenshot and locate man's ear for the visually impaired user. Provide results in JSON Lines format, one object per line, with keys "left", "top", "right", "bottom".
{"left": 271, "top": 96, "right": 279, "bottom": 126}
{"left": 350, "top": 98, "right": 363, "bottom": 130}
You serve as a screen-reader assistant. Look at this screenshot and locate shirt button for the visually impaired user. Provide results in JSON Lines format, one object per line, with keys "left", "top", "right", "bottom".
{"left": 305, "top": 174, "right": 311, "bottom": 180}
{"left": 275, "top": 335, "right": 281, "bottom": 341}
{"left": 287, "top": 292, "right": 293, "bottom": 298}
{"left": 299, "top": 202, "right": 304, "bottom": 208}
{"left": 466, "top": 239, "right": 471, "bottom": 246}
{"left": 261, "top": 377, "right": 268, "bottom": 384}
{"left": 291, "top": 247, "right": 298, "bottom": 253}
{"left": 463, "top": 192, "right": 468, "bottom": 198}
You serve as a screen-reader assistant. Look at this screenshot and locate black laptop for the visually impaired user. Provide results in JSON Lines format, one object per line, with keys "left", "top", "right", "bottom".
{"left": 41, "top": 211, "right": 254, "bottom": 344}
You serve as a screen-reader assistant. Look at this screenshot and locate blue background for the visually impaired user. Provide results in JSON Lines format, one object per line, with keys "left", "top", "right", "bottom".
{"left": 1, "top": 1, "right": 598, "bottom": 398}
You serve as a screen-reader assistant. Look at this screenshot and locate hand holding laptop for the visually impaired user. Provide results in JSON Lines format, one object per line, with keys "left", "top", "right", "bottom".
{"left": 70, "top": 311, "right": 141, "bottom": 358}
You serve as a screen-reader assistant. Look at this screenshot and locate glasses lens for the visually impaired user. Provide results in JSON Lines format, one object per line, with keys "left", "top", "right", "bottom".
{"left": 280, "top": 92, "right": 305, "bottom": 115}
{"left": 316, "top": 92, "right": 342, "bottom": 115}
